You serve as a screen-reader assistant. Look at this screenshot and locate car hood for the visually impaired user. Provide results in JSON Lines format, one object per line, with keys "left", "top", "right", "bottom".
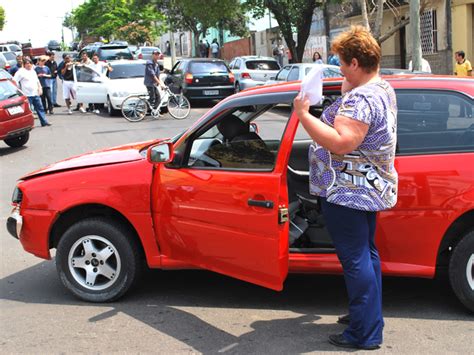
{"left": 21, "top": 139, "right": 163, "bottom": 180}
{"left": 106, "top": 77, "right": 147, "bottom": 94}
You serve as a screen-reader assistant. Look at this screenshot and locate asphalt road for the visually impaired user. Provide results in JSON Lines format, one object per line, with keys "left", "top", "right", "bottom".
{"left": 1, "top": 99, "right": 473, "bottom": 354}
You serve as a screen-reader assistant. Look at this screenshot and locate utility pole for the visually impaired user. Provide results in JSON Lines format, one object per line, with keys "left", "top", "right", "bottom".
{"left": 410, "top": 0, "right": 422, "bottom": 71}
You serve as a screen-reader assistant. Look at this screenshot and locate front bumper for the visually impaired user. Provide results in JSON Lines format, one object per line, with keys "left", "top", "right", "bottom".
{"left": 6, "top": 206, "right": 22, "bottom": 239}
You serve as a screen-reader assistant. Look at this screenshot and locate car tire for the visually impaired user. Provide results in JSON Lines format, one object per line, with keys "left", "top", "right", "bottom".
{"left": 56, "top": 218, "right": 141, "bottom": 302}
{"left": 235, "top": 82, "right": 241, "bottom": 93}
{"left": 107, "top": 97, "right": 119, "bottom": 116}
{"left": 449, "top": 230, "right": 474, "bottom": 312}
{"left": 4, "top": 132, "right": 29, "bottom": 148}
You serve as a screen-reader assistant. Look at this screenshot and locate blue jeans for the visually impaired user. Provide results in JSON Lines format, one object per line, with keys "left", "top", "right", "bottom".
{"left": 28, "top": 96, "right": 49, "bottom": 126}
{"left": 51, "top": 78, "right": 57, "bottom": 105}
{"left": 320, "top": 198, "right": 383, "bottom": 347}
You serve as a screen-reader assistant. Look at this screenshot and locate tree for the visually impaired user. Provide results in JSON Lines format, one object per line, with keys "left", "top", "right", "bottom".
{"left": 63, "top": 13, "right": 76, "bottom": 40}
{"left": 0, "top": 6, "right": 5, "bottom": 31}
{"left": 117, "top": 22, "right": 154, "bottom": 44}
{"left": 245, "top": 0, "right": 321, "bottom": 63}
{"left": 410, "top": 0, "right": 422, "bottom": 71}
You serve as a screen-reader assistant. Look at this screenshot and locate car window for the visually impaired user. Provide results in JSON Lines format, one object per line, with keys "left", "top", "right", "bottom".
{"left": 276, "top": 66, "right": 291, "bottom": 81}
{"left": 109, "top": 63, "right": 145, "bottom": 79}
{"left": 0, "top": 80, "right": 21, "bottom": 100}
{"left": 287, "top": 67, "right": 300, "bottom": 81}
{"left": 396, "top": 89, "right": 474, "bottom": 154}
{"left": 75, "top": 65, "right": 101, "bottom": 83}
{"left": 99, "top": 47, "right": 133, "bottom": 60}
{"left": 189, "top": 61, "right": 228, "bottom": 73}
{"left": 234, "top": 59, "right": 241, "bottom": 70}
{"left": 4, "top": 52, "right": 16, "bottom": 61}
{"left": 141, "top": 47, "right": 159, "bottom": 53}
{"left": 245, "top": 60, "right": 280, "bottom": 70}
{"left": 323, "top": 67, "right": 342, "bottom": 78}
{"left": 186, "top": 104, "right": 291, "bottom": 170}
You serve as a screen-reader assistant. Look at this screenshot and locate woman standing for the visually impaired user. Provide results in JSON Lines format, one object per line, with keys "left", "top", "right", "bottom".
{"left": 312, "top": 51, "right": 323, "bottom": 64}
{"left": 294, "top": 26, "right": 398, "bottom": 350}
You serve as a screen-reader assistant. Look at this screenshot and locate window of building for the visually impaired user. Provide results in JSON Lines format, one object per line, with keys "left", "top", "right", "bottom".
{"left": 420, "top": 9, "right": 438, "bottom": 54}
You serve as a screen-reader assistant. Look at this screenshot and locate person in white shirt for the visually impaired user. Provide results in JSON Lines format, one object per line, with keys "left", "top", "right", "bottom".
{"left": 13, "top": 58, "right": 51, "bottom": 126}
{"left": 408, "top": 57, "right": 432, "bottom": 73}
{"left": 88, "top": 53, "right": 113, "bottom": 76}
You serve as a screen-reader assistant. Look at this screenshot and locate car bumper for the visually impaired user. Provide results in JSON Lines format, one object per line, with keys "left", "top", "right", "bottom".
{"left": 184, "top": 86, "right": 235, "bottom": 100}
{"left": 0, "top": 112, "right": 34, "bottom": 140}
{"left": 6, "top": 206, "right": 22, "bottom": 239}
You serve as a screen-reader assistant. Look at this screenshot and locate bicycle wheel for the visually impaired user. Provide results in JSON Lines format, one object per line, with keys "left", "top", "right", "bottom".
{"left": 168, "top": 94, "right": 191, "bottom": 120}
{"left": 121, "top": 96, "right": 148, "bottom": 122}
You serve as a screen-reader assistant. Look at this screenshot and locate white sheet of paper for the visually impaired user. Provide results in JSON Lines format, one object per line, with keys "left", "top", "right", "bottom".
{"left": 300, "top": 65, "right": 324, "bottom": 105}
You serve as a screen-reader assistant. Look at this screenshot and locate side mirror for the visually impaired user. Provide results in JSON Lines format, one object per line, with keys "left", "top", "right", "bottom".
{"left": 250, "top": 122, "right": 259, "bottom": 134}
{"left": 147, "top": 141, "right": 174, "bottom": 163}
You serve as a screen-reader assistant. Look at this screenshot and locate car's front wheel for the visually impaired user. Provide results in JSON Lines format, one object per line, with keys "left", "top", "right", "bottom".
{"left": 4, "top": 132, "right": 30, "bottom": 147}
{"left": 56, "top": 218, "right": 141, "bottom": 302}
{"left": 449, "top": 230, "right": 474, "bottom": 312}
{"left": 107, "top": 97, "right": 119, "bottom": 116}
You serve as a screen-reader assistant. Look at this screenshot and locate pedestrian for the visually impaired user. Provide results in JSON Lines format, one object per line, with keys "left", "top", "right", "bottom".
{"left": 328, "top": 51, "right": 341, "bottom": 66}
{"left": 165, "top": 40, "right": 171, "bottom": 56}
{"left": 35, "top": 56, "right": 54, "bottom": 115}
{"left": 205, "top": 39, "right": 210, "bottom": 57}
{"left": 408, "top": 57, "right": 431, "bottom": 73}
{"left": 13, "top": 58, "right": 51, "bottom": 127}
{"left": 9, "top": 55, "right": 23, "bottom": 76}
{"left": 312, "top": 51, "right": 324, "bottom": 64}
{"left": 454, "top": 50, "right": 472, "bottom": 76}
{"left": 199, "top": 39, "right": 208, "bottom": 58}
{"left": 88, "top": 52, "right": 113, "bottom": 75}
{"left": 76, "top": 52, "right": 92, "bottom": 112}
{"left": 45, "top": 51, "right": 61, "bottom": 107}
{"left": 210, "top": 39, "right": 219, "bottom": 58}
{"left": 60, "top": 55, "right": 76, "bottom": 115}
{"left": 56, "top": 53, "right": 68, "bottom": 81}
{"left": 144, "top": 50, "right": 166, "bottom": 114}
{"left": 293, "top": 25, "right": 398, "bottom": 350}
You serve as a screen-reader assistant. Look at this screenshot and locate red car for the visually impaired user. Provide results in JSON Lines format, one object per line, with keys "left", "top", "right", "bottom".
{"left": 0, "top": 72, "right": 34, "bottom": 147}
{"left": 6, "top": 76, "right": 474, "bottom": 311}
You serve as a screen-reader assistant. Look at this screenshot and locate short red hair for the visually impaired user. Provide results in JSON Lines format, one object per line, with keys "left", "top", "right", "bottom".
{"left": 331, "top": 25, "right": 381, "bottom": 73}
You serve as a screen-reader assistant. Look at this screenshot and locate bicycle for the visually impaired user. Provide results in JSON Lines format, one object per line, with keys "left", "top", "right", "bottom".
{"left": 121, "top": 86, "right": 191, "bottom": 122}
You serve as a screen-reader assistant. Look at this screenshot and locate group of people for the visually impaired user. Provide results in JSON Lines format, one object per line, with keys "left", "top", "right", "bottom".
{"left": 199, "top": 38, "right": 220, "bottom": 58}
{"left": 9, "top": 50, "right": 115, "bottom": 125}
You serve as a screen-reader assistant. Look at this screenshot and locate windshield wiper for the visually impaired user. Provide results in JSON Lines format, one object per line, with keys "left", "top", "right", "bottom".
{"left": 7, "top": 93, "right": 19, "bottom": 99}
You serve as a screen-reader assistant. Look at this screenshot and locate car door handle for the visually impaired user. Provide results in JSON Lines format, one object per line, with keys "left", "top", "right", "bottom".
{"left": 248, "top": 199, "right": 274, "bottom": 209}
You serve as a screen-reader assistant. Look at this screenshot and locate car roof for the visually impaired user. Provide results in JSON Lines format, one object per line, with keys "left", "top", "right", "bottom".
{"left": 109, "top": 59, "right": 146, "bottom": 65}
{"left": 183, "top": 58, "right": 226, "bottom": 63}
{"left": 236, "top": 56, "right": 276, "bottom": 61}
{"left": 238, "top": 75, "right": 474, "bottom": 97}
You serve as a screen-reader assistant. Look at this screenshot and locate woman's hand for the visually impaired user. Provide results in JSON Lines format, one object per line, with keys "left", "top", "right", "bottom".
{"left": 293, "top": 92, "right": 310, "bottom": 119}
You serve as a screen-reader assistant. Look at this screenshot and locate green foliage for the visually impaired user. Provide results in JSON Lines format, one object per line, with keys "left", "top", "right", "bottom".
{"left": 0, "top": 6, "right": 5, "bottom": 31}
{"left": 117, "top": 23, "right": 154, "bottom": 44}
{"left": 71, "top": 0, "right": 165, "bottom": 43}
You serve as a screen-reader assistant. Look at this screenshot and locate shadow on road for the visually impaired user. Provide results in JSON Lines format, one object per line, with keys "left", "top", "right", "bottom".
{"left": 0, "top": 145, "right": 28, "bottom": 157}
{"left": 1, "top": 262, "right": 471, "bottom": 353}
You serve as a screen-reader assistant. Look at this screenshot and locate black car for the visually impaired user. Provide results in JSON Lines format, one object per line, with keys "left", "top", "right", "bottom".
{"left": 47, "top": 40, "right": 61, "bottom": 51}
{"left": 78, "top": 44, "right": 133, "bottom": 61}
{"left": 166, "top": 59, "right": 235, "bottom": 101}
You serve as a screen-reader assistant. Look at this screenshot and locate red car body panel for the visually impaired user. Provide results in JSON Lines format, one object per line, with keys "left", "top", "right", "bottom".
{"left": 12, "top": 76, "right": 474, "bottom": 289}
{"left": 0, "top": 94, "right": 34, "bottom": 140}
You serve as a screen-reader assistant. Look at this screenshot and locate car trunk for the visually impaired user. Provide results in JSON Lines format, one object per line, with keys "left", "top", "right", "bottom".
{"left": 244, "top": 60, "right": 281, "bottom": 82}
{"left": 189, "top": 61, "right": 232, "bottom": 87}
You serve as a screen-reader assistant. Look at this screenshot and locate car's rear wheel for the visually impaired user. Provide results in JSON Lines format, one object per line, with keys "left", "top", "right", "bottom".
{"left": 4, "top": 132, "right": 30, "bottom": 148}
{"left": 56, "top": 218, "right": 141, "bottom": 302}
{"left": 449, "top": 230, "right": 474, "bottom": 312}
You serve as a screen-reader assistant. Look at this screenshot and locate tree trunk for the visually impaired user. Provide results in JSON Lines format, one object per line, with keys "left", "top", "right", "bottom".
{"left": 410, "top": 0, "right": 422, "bottom": 71}
{"left": 360, "top": 0, "right": 370, "bottom": 31}
{"left": 373, "top": 0, "right": 385, "bottom": 40}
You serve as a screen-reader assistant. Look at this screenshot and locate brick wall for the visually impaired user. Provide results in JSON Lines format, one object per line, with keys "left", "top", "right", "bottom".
{"left": 381, "top": 50, "right": 453, "bottom": 74}
{"left": 220, "top": 38, "right": 252, "bottom": 61}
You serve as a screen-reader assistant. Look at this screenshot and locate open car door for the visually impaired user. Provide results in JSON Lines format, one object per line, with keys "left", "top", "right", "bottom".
{"left": 153, "top": 92, "right": 299, "bottom": 290}
{"left": 73, "top": 65, "right": 107, "bottom": 104}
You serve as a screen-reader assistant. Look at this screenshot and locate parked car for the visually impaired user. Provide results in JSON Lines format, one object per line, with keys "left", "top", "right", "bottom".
{"left": 70, "top": 41, "right": 80, "bottom": 51}
{"left": 134, "top": 47, "right": 164, "bottom": 68}
{"left": 47, "top": 40, "right": 61, "bottom": 51}
{"left": 264, "top": 63, "right": 343, "bottom": 109}
{"left": 166, "top": 58, "right": 235, "bottom": 101}
{"left": 0, "top": 52, "right": 17, "bottom": 71}
{"left": 6, "top": 76, "right": 474, "bottom": 312}
{"left": 79, "top": 44, "right": 133, "bottom": 62}
{"left": 380, "top": 68, "right": 429, "bottom": 75}
{"left": 0, "top": 75, "right": 34, "bottom": 147}
{"left": 72, "top": 59, "right": 166, "bottom": 116}
{"left": 109, "top": 40, "right": 128, "bottom": 46}
{"left": 0, "top": 68, "right": 13, "bottom": 80}
{"left": 229, "top": 56, "right": 281, "bottom": 92}
{"left": 128, "top": 45, "right": 138, "bottom": 56}
{"left": 0, "top": 43, "right": 22, "bottom": 56}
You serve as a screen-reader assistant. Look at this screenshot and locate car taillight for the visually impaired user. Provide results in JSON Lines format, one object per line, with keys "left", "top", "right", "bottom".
{"left": 241, "top": 72, "right": 251, "bottom": 79}
{"left": 228, "top": 72, "right": 235, "bottom": 83}
{"left": 138, "top": 53, "right": 143, "bottom": 59}
{"left": 185, "top": 73, "right": 193, "bottom": 84}
{"left": 5, "top": 64, "right": 10, "bottom": 70}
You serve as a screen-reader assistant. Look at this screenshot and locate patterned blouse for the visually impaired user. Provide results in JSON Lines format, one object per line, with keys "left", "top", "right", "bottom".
{"left": 308, "top": 80, "right": 398, "bottom": 211}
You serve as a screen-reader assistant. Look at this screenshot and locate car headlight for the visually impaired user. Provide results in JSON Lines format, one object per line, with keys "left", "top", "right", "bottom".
{"left": 12, "top": 186, "right": 23, "bottom": 204}
{"left": 111, "top": 91, "right": 130, "bottom": 98}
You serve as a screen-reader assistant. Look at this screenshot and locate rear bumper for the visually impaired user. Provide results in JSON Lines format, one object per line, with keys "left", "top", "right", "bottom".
{"left": 184, "top": 86, "right": 235, "bottom": 100}
{"left": 0, "top": 112, "right": 34, "bottom": 140}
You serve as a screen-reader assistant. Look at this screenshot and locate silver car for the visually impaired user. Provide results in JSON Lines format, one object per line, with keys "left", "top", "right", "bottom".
{"left": 0, "top": 52, "right": 18, "bottom": 71}
{"left": 229, "top": 56, "right": 281, "bottom": 92}
{"left": 135, "top": 47, "right": 164, "bottom": 66}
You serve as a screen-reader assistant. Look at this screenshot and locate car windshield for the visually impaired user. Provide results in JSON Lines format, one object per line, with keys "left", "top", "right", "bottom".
{"left": 109, "top": 63, "right": 146, "bottom": 79}
{"left": 0, "top": 80, "right": 21, "bottom": 100}
{"left": 0, "top": 69, "right": 12, "bottom": 80}
{"left": 100, "top": 48, "right": 133, "bottom": 60}
{"left": 190, "top": 61, "right": 228, "bottom": 73}
{"left": 245, "top": 60, "right": 280, "bottom": 70}
{"left": 10, "top": 45, "right": 21, "bottom": 51}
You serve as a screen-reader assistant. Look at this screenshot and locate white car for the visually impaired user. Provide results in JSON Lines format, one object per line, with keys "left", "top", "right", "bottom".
{"left": 0, "top": 44, "right": 22, "bottom": 57}
{"left": 73, "top": 60, "right": 167, "bottom": 116}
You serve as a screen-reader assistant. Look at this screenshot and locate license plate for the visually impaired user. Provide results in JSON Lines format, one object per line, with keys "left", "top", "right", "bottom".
{"left": 8, "top": 105, "right": 24, "bottom": 115}
{"left": 203, "top": 90, "right": 219, "bottom": 96}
